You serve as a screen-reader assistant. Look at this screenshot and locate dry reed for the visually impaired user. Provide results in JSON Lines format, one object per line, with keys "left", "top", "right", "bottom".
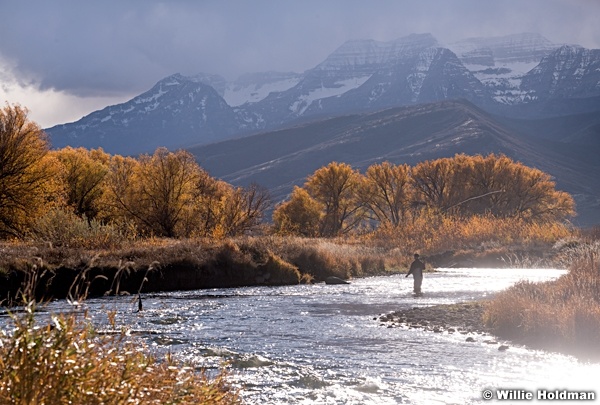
{"left": 0, "top": 304, "right": 240, "bottom": 404}
{"left": 483, "top": 242, "right": 600, "bottom": 358}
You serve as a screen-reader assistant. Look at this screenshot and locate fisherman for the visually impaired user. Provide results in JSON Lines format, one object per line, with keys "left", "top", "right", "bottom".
{"left": 406, "top": 253, "right": 425, "bottom": 295}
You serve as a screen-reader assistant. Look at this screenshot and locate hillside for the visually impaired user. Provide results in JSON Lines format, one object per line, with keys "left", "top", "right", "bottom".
{"left": 188, "top": 100, "right": 600, "bottom": 226}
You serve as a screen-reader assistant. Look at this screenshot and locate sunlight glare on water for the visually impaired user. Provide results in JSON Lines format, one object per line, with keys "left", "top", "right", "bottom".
{"left": 46, "top": 268, "right": 600, "bottom": 404}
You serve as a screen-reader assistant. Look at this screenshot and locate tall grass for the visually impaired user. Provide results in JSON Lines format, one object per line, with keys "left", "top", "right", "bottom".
{"left": 0, "top": 304, "right": 240, "bottom": 404}
{"left": 31, "top": 207, "right": 132, "bottom": 250}
{"left": 483, "top": 242, "right": 600, "bottom": 358}
{"left": 369, "top": 213, "right": 573, "bottom": 253}
{"left": 259, "top": 236, "right": 394, "bottom": 281}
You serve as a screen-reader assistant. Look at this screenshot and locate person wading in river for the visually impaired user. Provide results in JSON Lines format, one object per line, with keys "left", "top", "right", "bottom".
{"left": 406, "top": 253, "right": 425, "bottom": 295}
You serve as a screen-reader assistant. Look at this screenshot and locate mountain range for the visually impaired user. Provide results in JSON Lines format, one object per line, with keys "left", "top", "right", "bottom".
{"left": 44, "top": 32, "right": 600, "bottom": 225}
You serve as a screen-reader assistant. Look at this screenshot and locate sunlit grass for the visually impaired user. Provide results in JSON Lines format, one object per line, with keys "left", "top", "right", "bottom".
{"left": 0, "top": 303, "right": 240, "bottom": 404}
{"left": 483, "top": 242, "right": 600, "bottom": 358}
{"left": 370, "top": 213, "right": 573, "bottom": 254}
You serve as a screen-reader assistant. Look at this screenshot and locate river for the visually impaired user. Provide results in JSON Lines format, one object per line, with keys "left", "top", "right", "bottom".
{"left": 44, "top": 269, "right": 600, "bottom": 403}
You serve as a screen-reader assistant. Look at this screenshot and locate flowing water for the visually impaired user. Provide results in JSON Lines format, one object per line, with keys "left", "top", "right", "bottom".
{"left": 27, "top": 269, "right": 600, "bottom": 403}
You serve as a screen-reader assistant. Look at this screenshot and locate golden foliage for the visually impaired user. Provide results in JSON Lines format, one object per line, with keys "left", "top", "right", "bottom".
{"left": 0, "top": 104, "right": 59, "bottom": 237}
{"left": 276, "top": 154, "right": 575, "bottom": 238}
{"left": 305, "top": 162, "right": 364, "bottom": 236}
{"left": 361, "top": 162, "right": 411, "bottom": 226}
{"left": 370, "top": 211, "right": 572, "bottom": 254}
{"left": 273, "top": 186, "right": 323, "bottom": 236}
{"left": 100, "top": 149, "right": 269, "bottom": 239}
{"left": 51, "top": 147, "right": 110, "bottom": 220}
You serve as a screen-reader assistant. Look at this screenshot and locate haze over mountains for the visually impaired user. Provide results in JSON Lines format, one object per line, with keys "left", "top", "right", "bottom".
{"left": 45, "top": 32, "right": 600, "bottom": 225}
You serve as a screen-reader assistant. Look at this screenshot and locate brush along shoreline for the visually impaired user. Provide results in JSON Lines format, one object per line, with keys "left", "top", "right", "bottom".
{"left": 0, "top": 238, "right": 559, "bottom": 304}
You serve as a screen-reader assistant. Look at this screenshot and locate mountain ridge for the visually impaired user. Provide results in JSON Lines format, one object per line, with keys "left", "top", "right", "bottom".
{"left": 47, "top": 32, "right": 600, "bottom": 154}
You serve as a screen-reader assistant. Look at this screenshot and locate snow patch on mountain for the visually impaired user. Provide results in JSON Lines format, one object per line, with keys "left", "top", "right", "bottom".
{"left": 467, "top": 61, "right": 540, "bottom": 104}
{"left": 448, "top": 33, "right": 560, "bottom": 104}
{"left": 224, "top": 76, "right": 302, "bottom": 106}
{"left": 289, "top": 75, "right": 372, "bottom": 114}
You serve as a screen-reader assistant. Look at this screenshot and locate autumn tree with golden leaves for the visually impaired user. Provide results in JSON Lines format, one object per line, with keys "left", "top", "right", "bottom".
{"left": 305, "top": 162, "right": 364, "bottom": 236}
{"left": 273, "top": 186, "right": 323, "bottom": 236}
{"left": 411, "top": 154, "right": 575, "bottom": 222}
{"left": 360, "top": 162, "right": 411, "bottom": 227}
{"left": 0, "top": 105, "right": 60, "bottom": 237}
{"left": 52, "top": 147, "right": 110, "bottom": 221}
{"left": 102, "top": 148, "right": 201, "bottom": 237}
{"left": 275, "top": 155, "right": 574, "bottom": 237}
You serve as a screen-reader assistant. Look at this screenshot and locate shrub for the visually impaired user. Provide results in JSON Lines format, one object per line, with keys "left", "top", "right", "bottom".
{"left": 262, "top": 236, "right": 400, "bottom": 280}
{"left": 31, "top": 208, "right": 127, "bottom": 249}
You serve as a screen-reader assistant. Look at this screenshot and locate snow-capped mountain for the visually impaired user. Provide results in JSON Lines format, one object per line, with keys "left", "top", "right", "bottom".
{"left": 49, "top": 74, "right": 241, "bottom": 154}
{"left": 47, "top": 33, "right": 600, "bottom": 155}
{"left": 521, "top": 45, "right": 600, "bottom": 99}
{"left": 223, "top": 72, "right": 303, "bottom": 106}
{"left": 238, "top": 33, "right": 490, "bottom": 128}
{"left": 448, "top": 33, "right": 561, "bottom": 105}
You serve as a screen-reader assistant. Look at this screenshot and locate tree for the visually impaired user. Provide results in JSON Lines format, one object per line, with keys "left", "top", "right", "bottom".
{"left": 52, "top": 147, "right": 110, "bottom": 221}
{"left": 361, "top": 162, "right": 411, "bottom": 227}
{"left": 411, "top": 157, "right": 465, "bottom": 213}
{"left": 134, "top": 148, "right": 201, "bottom": 237}
{"left": 411, "top": 154, "right": 575, "bottom": 223}
{"left": 460, "top": 154, "right": 509, "bottom": 215}
{"left": 305, "top": 162, "right": 364, "bottom": 236}
{"left": 0, "top": 105, "right": 57, "bottom": 237}
{"left": 102, "top": 149, "right": 202, "bottom": 237}
{"left": 101, "top": 154, "right": 140, "bottom": 228}
{"left": 220, "top": 183, "right": 271, "bottom": 237}
{"left": 188, "top": 170, "right": 229, "bottom": 237}
{"left": 501, "top": 161, "right": 575, "bottom": 221}
{"left": 273, "top": 186, "right": 323, "bottom": 236}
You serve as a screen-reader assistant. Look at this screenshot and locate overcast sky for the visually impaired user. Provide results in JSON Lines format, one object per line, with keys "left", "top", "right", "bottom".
{"left": 1, "top": 0, "right": 599, "bottom": 128}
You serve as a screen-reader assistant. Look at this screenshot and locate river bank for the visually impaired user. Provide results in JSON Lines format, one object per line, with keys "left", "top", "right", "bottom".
{"left": 378, "top": 296, "right": 600, "bottom": 361}
{"left": 1, "top": 235, "right": 571, "bottom": 306}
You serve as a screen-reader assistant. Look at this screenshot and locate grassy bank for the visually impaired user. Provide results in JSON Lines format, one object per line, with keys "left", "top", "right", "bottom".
{"left": 483, "top": 242, "right": 600, "bottom": 360}
{"left": 0, "top": 304, "right": 240, "bottom": 404}
{"left": 0, "top": 236, "right": 407, "bottom": 303}
{"left": 0, "top": 225, "right": 578, "bottom": 304}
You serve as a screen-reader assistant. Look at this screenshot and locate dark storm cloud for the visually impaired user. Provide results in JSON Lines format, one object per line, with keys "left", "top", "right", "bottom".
{"left": 1, "top": 0, "right": 598, "bottom": 98}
